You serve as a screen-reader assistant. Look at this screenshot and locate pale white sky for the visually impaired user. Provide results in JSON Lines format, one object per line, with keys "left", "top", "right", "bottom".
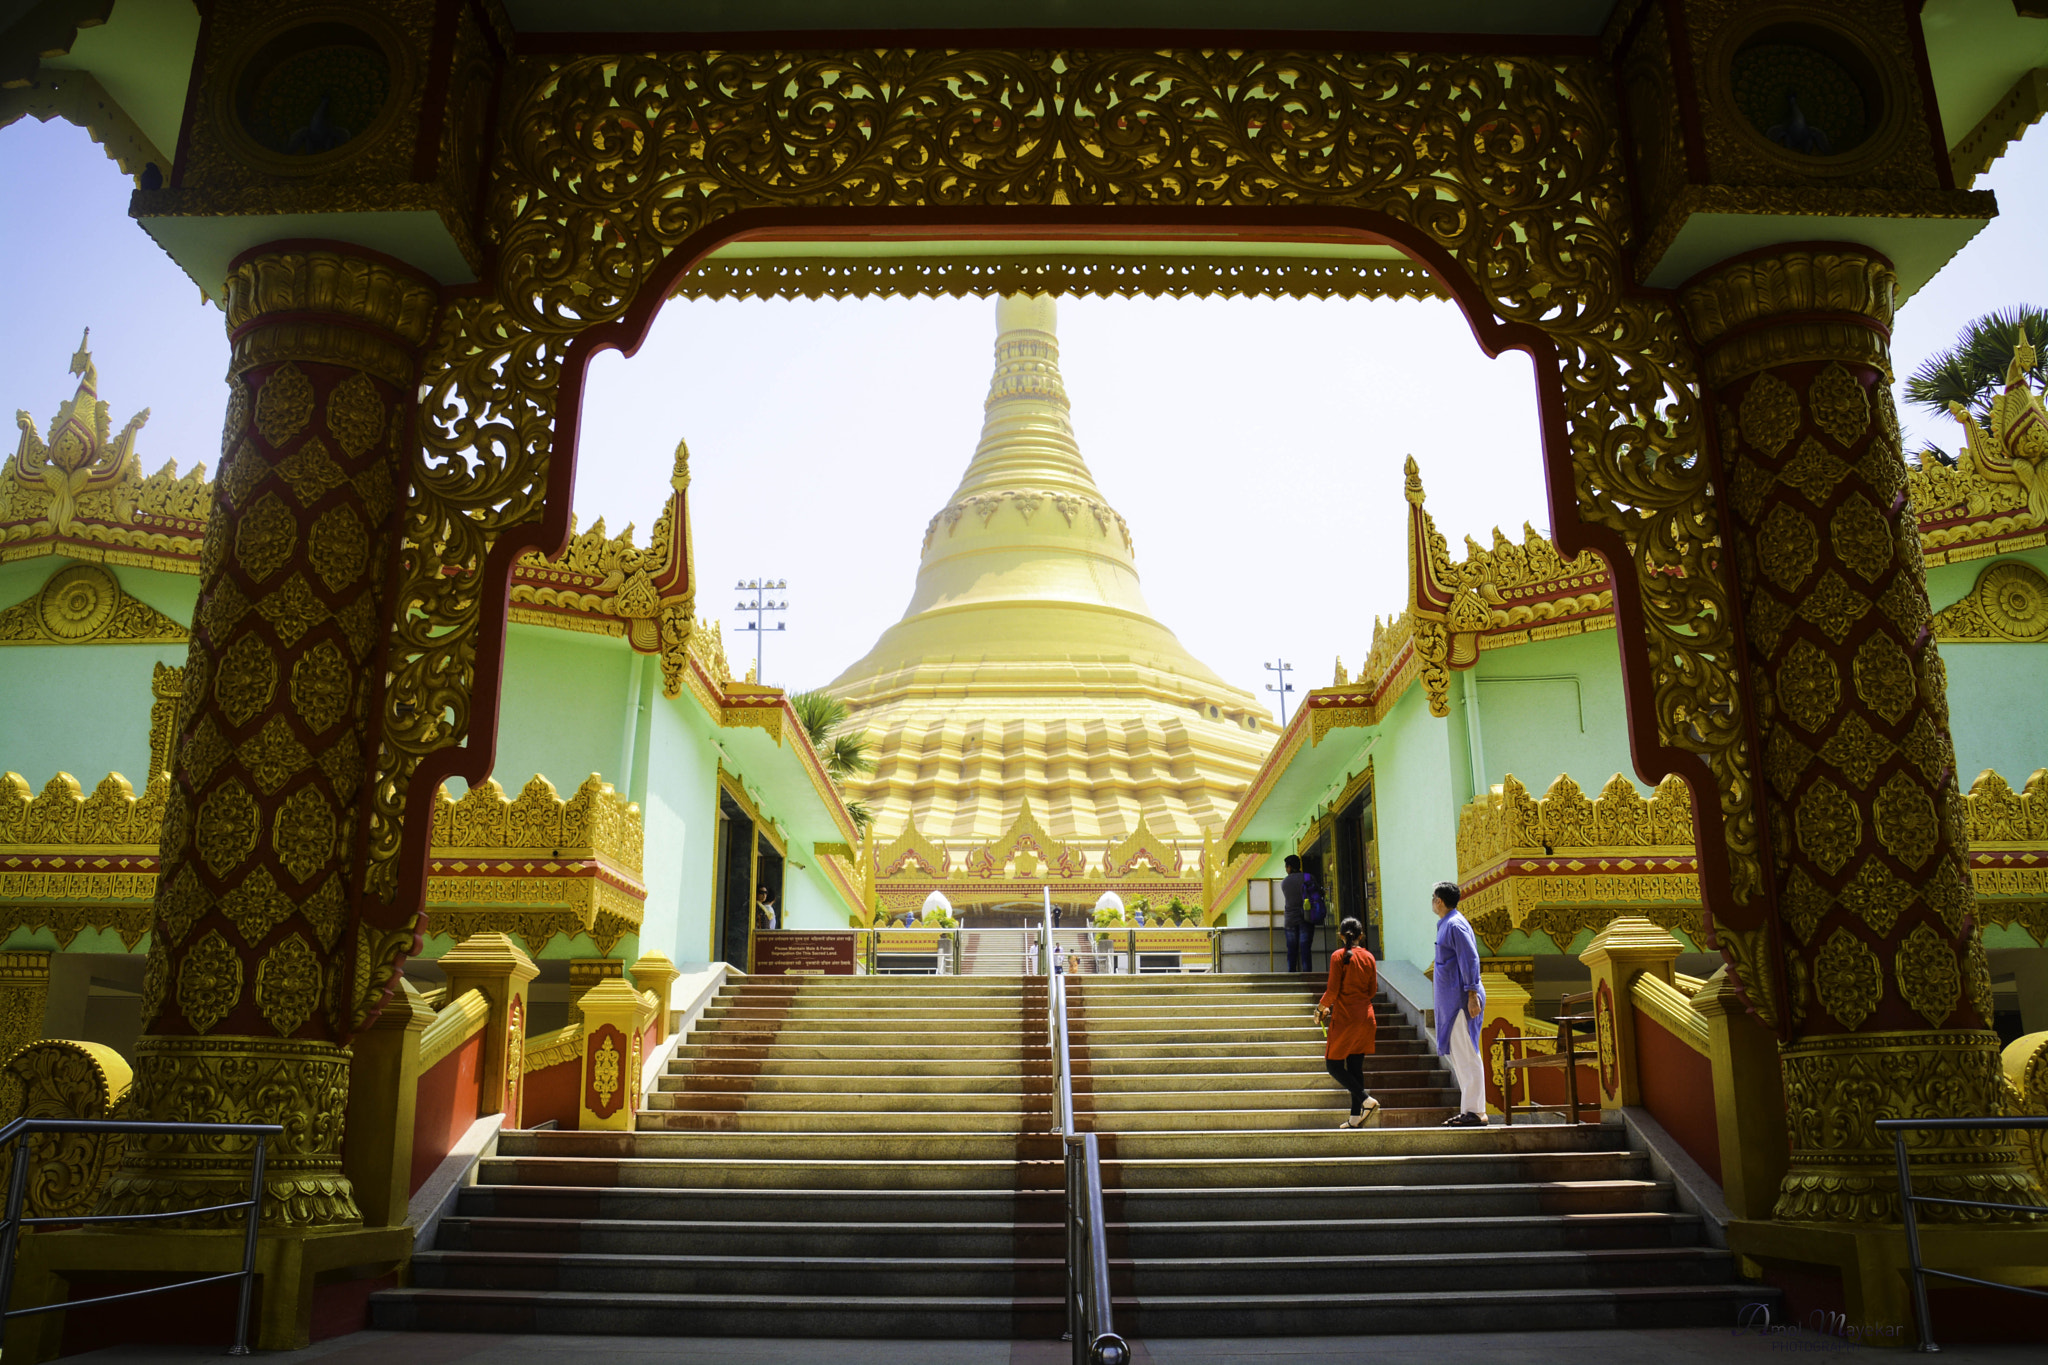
{"left": 4, "top": 117, "right": 2044, "bottom": 713}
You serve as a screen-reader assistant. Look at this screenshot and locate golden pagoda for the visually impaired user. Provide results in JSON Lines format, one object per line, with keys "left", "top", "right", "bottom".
{"left": 829, "top": 295, "right": 1276, "bottom": 870}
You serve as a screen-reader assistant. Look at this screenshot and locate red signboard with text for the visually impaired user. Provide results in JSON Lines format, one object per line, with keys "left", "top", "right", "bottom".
{"left": 754, "top": 931, "right": 859, "bottom": 975}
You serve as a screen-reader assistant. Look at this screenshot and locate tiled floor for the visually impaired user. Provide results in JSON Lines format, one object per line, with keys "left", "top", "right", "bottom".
{"left": 65, "top": 1328, "right": 2042, "bottom": 1364}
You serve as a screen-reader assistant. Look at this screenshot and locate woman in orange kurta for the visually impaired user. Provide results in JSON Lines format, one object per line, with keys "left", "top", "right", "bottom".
{"left": 1315, "top": 917, "right": 1380, "bottom": 1128}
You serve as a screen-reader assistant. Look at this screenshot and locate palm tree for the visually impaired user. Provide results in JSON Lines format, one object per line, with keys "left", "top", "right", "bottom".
{"left": 1905, "top": 305, "right": 2048, "bottom": 463}
{"left": 790, "top": 688, "right": 875, "bottom": 832}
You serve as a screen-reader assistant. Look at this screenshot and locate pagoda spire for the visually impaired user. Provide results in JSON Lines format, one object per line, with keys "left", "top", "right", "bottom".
{"left": 948, "top": 294, "right": 1103, "bottom": 503}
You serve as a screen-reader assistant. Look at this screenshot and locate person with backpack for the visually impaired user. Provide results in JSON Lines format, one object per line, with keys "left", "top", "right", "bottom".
{"left": 1280, "top": 854, "right": 1323, "bottom": 972}
{"left": 1316, "top": 917, "right": 1380, "bottom": 1128}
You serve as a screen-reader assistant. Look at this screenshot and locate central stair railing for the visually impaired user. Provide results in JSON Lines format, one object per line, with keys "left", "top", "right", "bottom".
{"left": 1045, "top": 889, "right": 1128, "bottom": 1365}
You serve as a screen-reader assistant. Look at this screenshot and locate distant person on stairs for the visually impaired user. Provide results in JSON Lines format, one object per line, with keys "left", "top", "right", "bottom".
{"left": 755, "top": 883, "right": 778, "bottom": 931}
{"left": 1316, "top": 917, "right": 1380, "bottom": 1128}
{"left": 1430, "top": 880, "right": 1487, "bottom": 1127}
{"left": 1281, "top": 855, "right": 1314, "bottom": 972}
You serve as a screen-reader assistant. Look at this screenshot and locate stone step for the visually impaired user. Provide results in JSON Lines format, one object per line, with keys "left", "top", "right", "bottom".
{"left": 1077, "top": 1055, "right": 1444, "bottom": 1078}
{"left": 685, "top": 1028, "right": 1029, "bottom": 1047}
{"left": 496, "top": 1129, "right": 1055, "bottom": 1162}
{"left": 1104, "top": 1148, "right": 1650, "bottom": 1191}
{"left": 657, "top": 1072, "right": 1035, "bottom": 1095}
{"left": 1112, "top": 1284, "right": 1777, "bottom": 1336}
{"left": 634, "top": 1107, "right": 1037, "bottom": 1133}
{"left": 436, "top": 1216, "right": 1057, "bottom": 1259}
{"left": 1078, "top": 1038, "right": 1436, "bottom": 1058}
{"left": 408, "top": 1250, "right": 1063, "bottom": 1297}
{"left": 672, "top": 1043, "right": 1033, "bottom": 1062}
{"left": 450, "top": 1185, "right": 1057, "bottom": 1227}
{"left": 369, "top": 1287, "right": 1062, "bottom": 1338}
{"left": 480, "top": 1154, "right": 1048, "bottom": 1192}
{"left": 648, "top": 1088, "right": 1036, "bottom": 1113}
{"left": 1081, "top": 1086, "right": 1459, "bottom": 1113}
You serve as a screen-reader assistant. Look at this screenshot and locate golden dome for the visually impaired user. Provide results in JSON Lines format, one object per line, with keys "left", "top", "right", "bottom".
{"left": 829, "top": 296, "right": 1274, "bottom": 848}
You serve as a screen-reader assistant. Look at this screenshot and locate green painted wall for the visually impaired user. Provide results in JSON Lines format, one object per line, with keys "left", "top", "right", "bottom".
{"left": 1468, "top": 626, "right": 1647, "bottom": 799}
{"left": 1374, "top": 684, "right": 1459, "bottom": 974}
{"left": 485, "top": 624, "right": 637, "bottom": 799}
{"left": 643, "top": 684, "right": 720, "bottom": 966}
{"left": 0, "top": 558, "right": 193, "bottom": 788}
{"left": 1926, "top": 547, "right": 2048, "bottom": 787}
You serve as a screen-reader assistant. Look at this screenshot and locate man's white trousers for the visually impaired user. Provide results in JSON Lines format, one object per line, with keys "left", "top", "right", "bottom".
{"left": 1446, "top": 1015, "right": 1485, "bottom": 1117}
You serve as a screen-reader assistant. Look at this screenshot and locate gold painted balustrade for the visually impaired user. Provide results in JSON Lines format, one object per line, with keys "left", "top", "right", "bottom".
{"left": 0, "top": 767, "right": 645, "bottom": 958}
{"left": 1459, "top": 769, "right": 2048, "bottom": 955}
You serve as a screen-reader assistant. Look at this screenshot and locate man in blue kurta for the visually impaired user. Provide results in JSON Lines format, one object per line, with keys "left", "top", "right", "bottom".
{"left": 1431, "top": 879, "right": 1487, "bottom": 1127}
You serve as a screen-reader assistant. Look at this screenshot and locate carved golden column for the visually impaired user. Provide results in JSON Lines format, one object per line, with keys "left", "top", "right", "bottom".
{"left": 102, "top": 245, "right": 437, "bottom": 1226}
{"left": 1681, "top": 246, "right": 2044, "bottom": 1223}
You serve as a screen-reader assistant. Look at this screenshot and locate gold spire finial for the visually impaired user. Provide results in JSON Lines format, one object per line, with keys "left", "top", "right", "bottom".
{"left": 1403, "top": 455, "right": 1425, "bottom": 505}
{"left": 2011, "top": 324, "right": 2038, "bottom": 387}
{"left": 671, "top": 437, "right": 691, "bottom": 492}
{"left": 69, "top": 328, "right": 92, "bottom": 384}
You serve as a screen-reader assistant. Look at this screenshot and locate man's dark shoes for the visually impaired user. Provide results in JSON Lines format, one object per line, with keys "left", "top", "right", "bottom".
{"left": 1440, "top": 1112, "right": 1486, "bottom": 1127}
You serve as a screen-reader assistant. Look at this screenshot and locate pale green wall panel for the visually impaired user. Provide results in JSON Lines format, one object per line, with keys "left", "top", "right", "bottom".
{"left": 1469, "top": 627, "right": 1646, "bottom": 799}
{"left": 0, "top": 560, "right": 193, "bottom": 787}
{"left": 1925, "top": 547, "right": 2048, "bottom": 788}
{"left": 781, "top": 856, "right": 842, "bottom": 929}
{"left": 487, "top": 625, "right": 636, "bottom": 796}
{"left": 1374, "top": 686, "right": 1458, "bottom": 974}
{"left": 643, "top": 689, "right": 720, "bottom": 967}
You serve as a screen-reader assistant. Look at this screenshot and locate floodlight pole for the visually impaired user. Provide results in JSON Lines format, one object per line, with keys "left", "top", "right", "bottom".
{"left": 735, "top": 578, "right": 788, "bottom": 682}
{"left": 1265, "top": 659, "right": 1295, "bottom": 725}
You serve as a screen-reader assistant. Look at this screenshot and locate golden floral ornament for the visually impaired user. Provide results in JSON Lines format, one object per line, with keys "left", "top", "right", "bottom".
{"left": 194, "top": 778, "right": 260, "bottom": 879}
{"left": 1873, "top": 770, "right": 1938, "bottom": 872}
{"left": 253, "top": 363, "right": 314, "bottom": 448}
{"left": 275, "top": 437, "right": 347, "bottom": 507}
{"left": 236, "top": 716, "right": 311, "bottom": 796}
{"left": 0, "top": 1037, "right": 132, "bottom": 1222}
{"left": 234, "top": 493, "right": 298, "bottom": 586}
{"left": 1841, "top": 856, "right": 1911, "bottom": 938}
{"left": 1809, "top": 363, "right": 1872, "bottom": 449}
{"left": 1829, "top": 493, "right": 1893, "bottom": 584}
{"left": 176, "top": 930, "right": 243, "bottom": 1035}
{"left": 1853, "top": 631, "right": 1918, "bottom": 727}
{"left": 256, "top": 933, "right": 322, "bottom": 1036}
{"left": 1814, "top": 926, "right": 1884, "bottom": 1031}
{"left": 254, "top": 572, "right": 327, "bottom": 648}
{"left": 0, "top": 564, "right": 188, "bottom": 646}
{"left": 290, "top": 641, "right": 352, "bottom": 734}
{"left": 1895, "top": 922, "right": 1961, "bottom": 1028}
{"left": 1797, "top": 571, "right": 1870, "bottom": 645}
{"left": 308, "top": 504, "right": 368, "bottom": 594}
{"left": 1796, "top": 778, "right": 1862, "bottom": 878}
{"left": 273, "top": 784, "right": 337, "bottom": 886}
{"left": 220, "top": 864, "right": 294, "bottom": 946}
{"left": 1819, "top": 711, "right": 1892, "bottom": 791}
{"left": 1757, "top": 502, "right": 1819, "bottom": 591}
{"left": 1776, "top": 639, "right": 1841, "bottom": 734}
{"left": 1780, "top": 438, "right": 1850, "bottom": 508}
{"left": 325, "top": 372, "right": 386, "bottom": 459}
{"left": 1932, "top": 559, "right": 2048, "bottom": 644}
{"left": 1739, "top": 371, "right": 1801, "bottom": 456}
{"left": 1781, "top": 868, "right": 1831, "bottom": 945}
{"left": 212, "top": 634, "right": 278, "bottom": 730}
{"left": 8, "top": 332, "right": 148, "bottom": 535}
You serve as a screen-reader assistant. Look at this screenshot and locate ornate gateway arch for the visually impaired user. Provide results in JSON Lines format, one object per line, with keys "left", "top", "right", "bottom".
{"left": 32, "top": 4, "right": 2027, "bottom": 1241}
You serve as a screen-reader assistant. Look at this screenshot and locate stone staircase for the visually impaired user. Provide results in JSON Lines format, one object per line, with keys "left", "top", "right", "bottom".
{"left": 370, "top": 970, "right": 1773, "bottom": 1339}
{"left": 1071, "top": 973, "right": 1775, "bottom": 1333}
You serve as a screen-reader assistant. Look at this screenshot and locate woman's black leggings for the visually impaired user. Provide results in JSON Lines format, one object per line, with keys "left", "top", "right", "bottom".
{"left": 1326, "top": 1054, "right": 1369, "bottom": 1115}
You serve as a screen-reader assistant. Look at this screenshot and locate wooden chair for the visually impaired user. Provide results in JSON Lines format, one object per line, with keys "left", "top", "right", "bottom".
{"left": 1497, "top": 990, "right": 1600, "bottom": 1126}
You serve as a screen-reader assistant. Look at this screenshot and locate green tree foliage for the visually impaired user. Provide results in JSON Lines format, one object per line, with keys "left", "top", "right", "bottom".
{"left": 790, "top": 688, "right": 874, "bottom": 832}
{"left": 1905, "top": 306, "right": 2048, "bottom": 461}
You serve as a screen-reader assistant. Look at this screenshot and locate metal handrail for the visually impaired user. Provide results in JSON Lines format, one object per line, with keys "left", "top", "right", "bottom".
{"left": 0, "top": 1118, "right": 282, "bottom": 1356}
{"left": 1047, "top": 891, "right": 1127, "bottom": 1365}
{"left": 1877, "top": 1115, "right": 2048, "bottom": 1353}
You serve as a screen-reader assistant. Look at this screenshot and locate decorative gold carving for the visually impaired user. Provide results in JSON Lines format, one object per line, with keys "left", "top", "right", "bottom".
{"left": 212, "top": 634, "right": 278, "bottom": 729}
{"left": 1740, "top": 371, "right": 1802, "bottom": 456}
{"left": 1873, "top": 770, "right": 1938, "bottom": 872}
{"left": 221, "top": 253, "right": 438, "bottom": 389}
{"left": 678, "top": 253, "right": 1446, "bottom": 304}
{"left": 1945, "top": 330, "right": 2048, "bottom": 523}
{"left": 523, "top": 1023, "right": 582, "bottom": 1073}
{"left": 1818, "top": 712, "right": 1891, "bottom": 791}
{"left": 1679, "top": 250, "right": 1898, "bottom": 389}
{"left": 8, "top": 333, "right": 147, "bottom": 536}
{"left": 1797, "top": 570, "right": 1870, "bottom": 644}
{"left": 326, "top": 373, "right": 386, "bottom": 459}
{"left": 0, "top": 1038, "right": 132, "bottom": 1223}
{"left": 221, "top": 865, "right": 292, "bottom": 947}
{"left": 1795, "top": 779, "right": 1861, "bottom": 878}
{"left": 1758, "top": 503, "right": 1819, "bottom": 591}
{"left": 1776, "top": 639, "right": 1841, "bottom": 734}
{"left": 148, "top": 663, "right": 182, "bottom": 784}
{"left": 1842, "top": 858, "right": 1911, "bottom": 938}
{"left": 1933, "top": 559, "right": 2048, "bottom": 643}
{"left": 237, "top": 717, "right": 310, "bottom": 796}
{"left": 175, "top": 931, "right": 243, "bottom": 1035}
{"left": 273, "top": 785, "right": 336, "bottom": 886}
{"left": 1780, "top": 437, "right": 1850, "bottom": 508}
{"left": 0, "top": 563, "right": 188, "bottom": 645}
{"left": 275, "top": 437, "right": 347, "bottom": 507}
{"left": 98, "top": 1036, "right": 360, "bottom": 1227}
{"left": 256, "top": 933, "right": 321, "bottom": 1036}
{"left": 308, "top": 504, "right": 367, "bottom": 594}
{"left": 1814, "top": 927, "right": 1884, "bottom": 1031}
{"left": 0, "top": 950, "right": 52, "bottom": 1062}
{"left": 289, "top": 640, "right": 351, "bottom": 734}
{"left": 1895, "top": 923, "right": 1961, "bottom": 1029}
{"left": 1830, "top": 494, "right": 1893, "bottom": 584}
{"left": 1852, "top": 632, "right": 1918, "bottom": 727}
{"left": 234, "top": 492, "right": 297, "bottom": 584}
{"left": 194, "top": 779, "right": 259, "bottom": 878}
{"left": 1809, "top": 363, "right": 1873, "bottom": 448}
{"left": 1777, "top": 1030, "right": 2046, "bottom": 1222}
{"left": 253, "top": 363, "right": 314, "bottom": 447}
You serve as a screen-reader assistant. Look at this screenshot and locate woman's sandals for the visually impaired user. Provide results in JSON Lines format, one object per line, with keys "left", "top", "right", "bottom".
{"left": 1338, "top": 1097, "right": 1382, "bottom": 1129}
